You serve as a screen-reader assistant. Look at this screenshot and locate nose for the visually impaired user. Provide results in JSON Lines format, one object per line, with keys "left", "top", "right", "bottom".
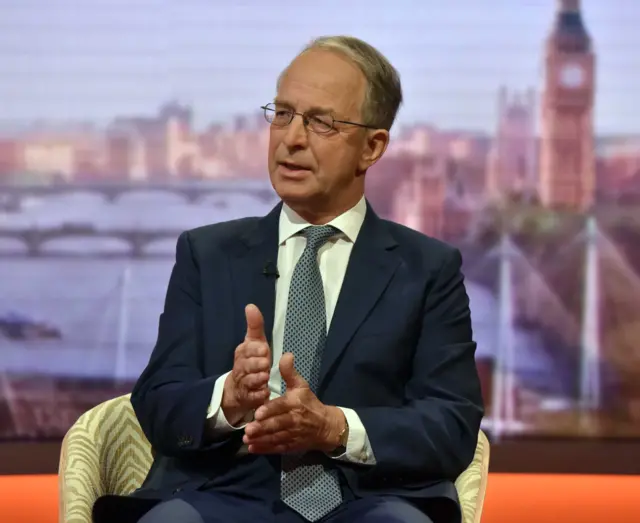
{"left": 282, "top": 113, "right": 309, "bottom": 149}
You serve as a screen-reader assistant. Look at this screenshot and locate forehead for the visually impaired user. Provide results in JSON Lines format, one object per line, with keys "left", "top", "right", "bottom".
{"left": 276, "top": 49, "right": 366, "bottom": 116}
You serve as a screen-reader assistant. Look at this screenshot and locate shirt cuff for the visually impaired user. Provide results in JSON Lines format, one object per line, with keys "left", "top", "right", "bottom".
{"left": 205, "top": 371, "right": 253, "bottom": 434}
{"left": 330, "top": 407, "right": 377, "bottom": 465}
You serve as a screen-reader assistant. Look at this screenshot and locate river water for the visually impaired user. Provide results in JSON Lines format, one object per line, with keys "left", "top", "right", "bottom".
{"left": 0, "top": 188, "right": 568, "bottom": 400}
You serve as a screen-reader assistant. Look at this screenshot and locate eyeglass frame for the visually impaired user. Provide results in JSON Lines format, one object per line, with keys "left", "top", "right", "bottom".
{"left": 260, "top": 102, "right": 378, "bottom": 134}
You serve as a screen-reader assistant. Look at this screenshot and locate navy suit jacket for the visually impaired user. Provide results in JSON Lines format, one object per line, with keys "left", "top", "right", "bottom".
{"left": 94, "top": 201, "right": 484, "bottom": 523}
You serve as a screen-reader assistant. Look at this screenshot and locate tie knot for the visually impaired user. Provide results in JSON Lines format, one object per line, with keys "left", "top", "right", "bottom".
{"left": 303, "top": 225, "right": 338, "bottom": 252}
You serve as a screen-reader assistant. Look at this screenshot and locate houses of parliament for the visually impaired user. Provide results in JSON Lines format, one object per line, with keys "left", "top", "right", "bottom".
{"left": 389, "top": 0, "right": 598, "bottom": 240}
{"left": 489, "top": 0, "right": 595, "bottom": 211}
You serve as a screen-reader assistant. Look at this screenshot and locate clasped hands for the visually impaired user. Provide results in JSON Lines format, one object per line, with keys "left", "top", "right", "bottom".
{"left": 221, "top": 304, "right": 345, "bottom": 455}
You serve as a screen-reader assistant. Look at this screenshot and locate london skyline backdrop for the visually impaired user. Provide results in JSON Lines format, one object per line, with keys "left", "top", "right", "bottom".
{"left": 3, "top": 0, "right": 640, "bottom": 444}
{"left": 0, "top": 0, "right": 638, "bottom": 135}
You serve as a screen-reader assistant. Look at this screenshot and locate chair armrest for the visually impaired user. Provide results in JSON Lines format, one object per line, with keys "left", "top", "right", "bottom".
{"left": 455, "top": 430, "right": 490, "bottom": 523}
{"left": 58, "top": 394, "right": 154, "bottom": 523}
{"left": 58, "top": 409, "right": 105, "bottom": 523}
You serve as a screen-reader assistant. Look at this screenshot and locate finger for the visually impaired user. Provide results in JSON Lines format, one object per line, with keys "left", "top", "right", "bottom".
{"left": 245, "top": 304, "right": 267, "bottom": 342}
{"left": 241, "top": 371, "right": 269, "bottom": 390}
{"left": 243, "top": 428, "right": 291, "bottom": 447}
{"left": 245, "top": 388, "right": 270, "bottom": 406}
{"left": 240, "top": 340, "right": 270, "bottom": 358}
{"left": 240, "top": 356, "right": 271, "bottom": 374}
{"left": 244, "top": 413, "right": 293, "bottom": 438}
{"left": 247, "top": 442, "right": 290, "bottom": 455}
{"left": 238, "top": 341, "right": 271, "bottom": 359}
{"left": 279, "top": 353, "right": 307, "bottom": 390}
{"left": 254, "top": 397, "right": 292, "bottom": 421}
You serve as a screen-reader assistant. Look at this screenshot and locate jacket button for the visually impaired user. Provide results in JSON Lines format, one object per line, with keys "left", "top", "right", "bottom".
{"left": 173, "top": 487, "right": 182, "bottom": 494}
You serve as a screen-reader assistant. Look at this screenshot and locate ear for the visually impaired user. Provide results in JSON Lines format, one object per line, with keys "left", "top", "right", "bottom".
{"left": 358, "top": 128, "right": 390, "bottom": 172}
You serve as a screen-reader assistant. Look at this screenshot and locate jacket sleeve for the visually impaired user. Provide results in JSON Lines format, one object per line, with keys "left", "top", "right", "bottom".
{"left": 131, "top": 231, "right": 239, "bottom": 457}
{"left": 355, "top": 247, "right": 484, "bottom": 482}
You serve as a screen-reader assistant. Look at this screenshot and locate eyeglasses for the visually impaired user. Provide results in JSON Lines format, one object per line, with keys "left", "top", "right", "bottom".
{"left": 261, "top": 102, "right": 376, "bottom": 134}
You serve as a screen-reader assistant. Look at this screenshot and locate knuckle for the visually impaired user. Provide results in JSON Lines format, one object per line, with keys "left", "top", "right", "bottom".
{"left": 250, "top": 340, "right": 268, "bottom": 354}
{"left": 246, "top": 340, "right": 261, "bottom": 352}
{"left": 247, "top": 391, "right": 265, "bottom": 403}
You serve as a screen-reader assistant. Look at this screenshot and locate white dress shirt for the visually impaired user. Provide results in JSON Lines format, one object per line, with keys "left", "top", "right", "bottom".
{"left": 205, "top": 195, "right": 376, "bottom": 465}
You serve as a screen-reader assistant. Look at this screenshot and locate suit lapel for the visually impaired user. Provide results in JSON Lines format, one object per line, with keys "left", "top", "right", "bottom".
{"left": 227, "top": 203, "right": 281, "bottom": 347}
{"left": 318, "top": 204, "right": 400, "bottom": 392}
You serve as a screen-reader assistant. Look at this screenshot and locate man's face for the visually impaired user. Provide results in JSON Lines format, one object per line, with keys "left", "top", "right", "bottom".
{"left": 267, "top": 49, "right": 387, "bottom": 216}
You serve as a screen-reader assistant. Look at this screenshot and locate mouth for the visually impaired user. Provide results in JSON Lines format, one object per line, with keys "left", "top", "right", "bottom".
{"left": 278, "top": 160, "right": 312, "bottom": 177}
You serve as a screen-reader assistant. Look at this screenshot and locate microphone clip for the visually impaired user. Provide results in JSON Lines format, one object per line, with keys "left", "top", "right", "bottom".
{"left": 262, "top": 261, "right": 280, "bottom": 279}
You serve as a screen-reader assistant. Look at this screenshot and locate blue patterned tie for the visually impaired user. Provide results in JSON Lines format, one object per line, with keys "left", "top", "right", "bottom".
{"left": 280, "top": 225, "right": 343, "bottom": 521}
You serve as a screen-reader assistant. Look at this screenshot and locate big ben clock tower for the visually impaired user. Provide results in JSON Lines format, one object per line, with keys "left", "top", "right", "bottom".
{"left": 538, "top": 0, "right": 596, "bottom": 211}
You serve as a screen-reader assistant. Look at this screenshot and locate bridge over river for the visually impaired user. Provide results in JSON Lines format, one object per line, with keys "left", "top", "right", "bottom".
{"left": 0, "top": 225, "right": 184, "bottom": 257}
{"left": 0, "top": 179, "right": 276, "bottom": 208}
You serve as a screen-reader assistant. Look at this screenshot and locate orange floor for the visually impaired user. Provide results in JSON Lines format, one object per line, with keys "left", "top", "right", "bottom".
{"left": 1, "top": 473, "right": 639, "bottom": 522}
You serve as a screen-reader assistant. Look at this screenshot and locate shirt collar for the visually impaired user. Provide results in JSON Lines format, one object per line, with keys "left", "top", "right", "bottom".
{"left": 278, "top": 195, "right": 367, "bottom": 245}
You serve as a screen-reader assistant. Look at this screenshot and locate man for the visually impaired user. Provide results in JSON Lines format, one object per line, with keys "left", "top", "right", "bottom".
{"left": 93, "top": 35, "right": 483, "bottom": 523}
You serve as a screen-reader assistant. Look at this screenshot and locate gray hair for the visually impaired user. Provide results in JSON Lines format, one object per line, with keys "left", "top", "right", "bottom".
{"left": 281, "top": 35, "right": 403, "bottom": 131}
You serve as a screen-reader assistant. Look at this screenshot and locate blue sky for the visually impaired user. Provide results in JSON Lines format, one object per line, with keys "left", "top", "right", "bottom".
{"left": 0, "top": 0, "right": 638, "bottom": 134}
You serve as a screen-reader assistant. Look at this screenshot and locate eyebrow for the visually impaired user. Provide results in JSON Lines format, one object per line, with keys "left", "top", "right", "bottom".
{"left": 273, "top": 99, "right": 334, "bottom": 114}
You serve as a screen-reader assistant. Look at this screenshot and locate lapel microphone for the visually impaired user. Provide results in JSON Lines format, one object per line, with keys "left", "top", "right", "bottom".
{"left": 262, "top": 261, "right": 280, "bottom": 279}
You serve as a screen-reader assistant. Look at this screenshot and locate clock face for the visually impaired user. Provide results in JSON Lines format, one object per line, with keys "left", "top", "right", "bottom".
{"left": 560, "top": 63, "right": 586, "bottom": 88}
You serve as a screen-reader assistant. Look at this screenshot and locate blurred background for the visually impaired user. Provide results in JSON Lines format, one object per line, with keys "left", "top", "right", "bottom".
{"left": 1, "top": 0, "right": 640, "bottom": 492}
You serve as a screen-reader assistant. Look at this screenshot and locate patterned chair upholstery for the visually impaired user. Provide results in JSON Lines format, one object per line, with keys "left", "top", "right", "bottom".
{"left": 58, "top": 394, "right": 490, "bottom": 523}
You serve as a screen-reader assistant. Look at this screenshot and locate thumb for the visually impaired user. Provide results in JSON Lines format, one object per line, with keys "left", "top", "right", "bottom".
{"left": 280, "top": 353, "right": 307, "bottom": 390}
{"left": 244, "top": 304, "right": 266, "bottom": 341}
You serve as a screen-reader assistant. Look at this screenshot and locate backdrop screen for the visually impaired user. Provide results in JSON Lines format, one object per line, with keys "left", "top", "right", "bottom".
{"left": 1, "top": 0, "right": 639, "bottom": 447}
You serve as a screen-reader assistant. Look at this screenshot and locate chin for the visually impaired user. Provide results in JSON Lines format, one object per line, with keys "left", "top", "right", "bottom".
{"left": 271, "top": 174, "right": 319, "bottom": 203}
{"left": 274, "top": 185, "right": 317, "bottom": 204}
